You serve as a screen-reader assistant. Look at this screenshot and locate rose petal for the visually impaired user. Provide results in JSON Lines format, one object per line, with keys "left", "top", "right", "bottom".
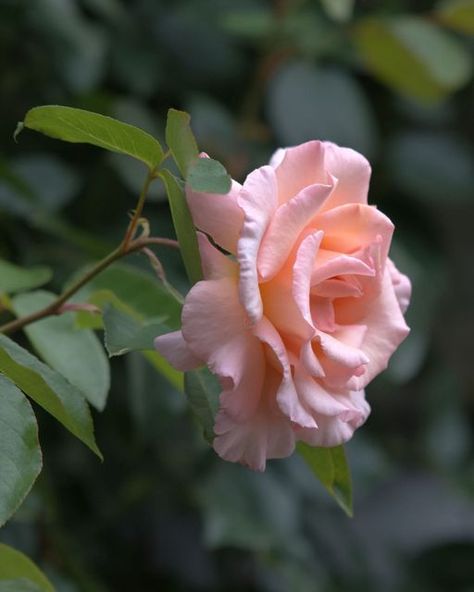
{"left": 296, "top": 389, "right": 370, "bottom": 447}
{"left": 274, "top": 141, "right": 326, "bottom": 205}
{"left": 258, "top": 183, "right": 333, "bottom": 280}
{"left": 238, "top": 166, "right": 278, "bottom": 323}
{"left": 352, "top": 266, "right": 410, "bottom": 388}
{"left": 186, "top": 179, "right": 243, "bottom": 254}
{"left": 315, "top": 203, "right": 394, "bottom": 262}
{"left": 154, "top": 330, "right": 202, "bottom": 371}
{"left": 213, "top": 364, "right": 295, "bottom": 471}
{"left": 254, "top": 317, "right": 317, "bottom": 428}
{"left": 197, "top": 232, "right": 237, "bottom": 280}
{"left": 292, "top": 231, "right": 324, "bottom": 329}
{"left": 387, "top": 258, "right": 412, "bottom": 314}
{"left": 320, "top": 142, "right": 371, "bottom": 212}
{"left": 182, "top": 277, "right": 264, "bottom": 418}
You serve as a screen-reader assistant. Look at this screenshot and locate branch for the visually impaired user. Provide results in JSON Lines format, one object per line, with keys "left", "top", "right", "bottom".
{"left": 0, "top": 236, "right": 179, "bottom": 335}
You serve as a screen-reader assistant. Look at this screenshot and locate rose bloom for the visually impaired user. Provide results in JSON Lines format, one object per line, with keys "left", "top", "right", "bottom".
{"left": 155, "top": 141, "right": 411, "bottom": 471}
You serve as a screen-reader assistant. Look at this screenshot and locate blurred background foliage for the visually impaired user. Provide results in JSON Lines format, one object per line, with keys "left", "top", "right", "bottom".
{"left": 0, "top": 0, "right": 474, "bottom": 590}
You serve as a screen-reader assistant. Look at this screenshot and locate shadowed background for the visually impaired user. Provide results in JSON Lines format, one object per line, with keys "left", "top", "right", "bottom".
{"left": 1, "top": 0, "right": 473, "bottom": 590}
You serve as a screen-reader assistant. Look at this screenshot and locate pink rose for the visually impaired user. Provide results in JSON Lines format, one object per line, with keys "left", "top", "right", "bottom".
{"left": 155, "top": 141, "right": 411, "bottom": 471}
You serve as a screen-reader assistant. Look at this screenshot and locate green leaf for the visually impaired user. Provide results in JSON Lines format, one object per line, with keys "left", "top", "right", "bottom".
{"left": 267, "top": 61, "right": 377, "bottom": 157}
{"left": 165, "top": 108, "right": 199, "bottom": 177}
{"left": 0, "top": 334, "right": 101, "bottom": 458}
{"left": 11, "top": 291, "right": 110, "bottom": 411}
{"left": 184, "top": 368, "right": 219, "bottom": 442}
{"left": 159, "top": 169, "right": 203, "bottom": 285}
{"left": 0, "top": 375, "right": 42, "bottom": 527}
{"left": 0, "top": 544, "right": 54, "bottom": 592}
{"left": 187, "top": 158, "right": 232, "bottom": 194}
{"left": 19, "top": 106, "right": 164, "bottom": 171}
{"left": 102, "top": 304, "right": 167, "bottom": 357}
{"left": 436, "top": 0, "right": 474, "bottom": 34}
{"left": 353, "top": 17, "right": 472, "bottom": 102}
{"left": 0, "top": 260, "right": 52, "bottom": 295}
{"left": 68, "top": 268, "right": 184, "bottom": 390}
{"left": 297, "top": 443, "right": 353, "bottom": 516}
{"left": 320, "top": 0, "right": 354, "bottom": 22}
{"left": 71, "top": 264, "right": 182, "bottom": 329}
{"left": 0, "top": 579, "right": 44, "bottom": 592}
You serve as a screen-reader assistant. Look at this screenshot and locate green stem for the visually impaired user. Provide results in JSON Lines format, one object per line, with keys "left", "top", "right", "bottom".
{"left": 121, "top": 169, "right": 157, "bottom": 251}
{"left": 0, "top": 236, "right": 179, "bottom": 335}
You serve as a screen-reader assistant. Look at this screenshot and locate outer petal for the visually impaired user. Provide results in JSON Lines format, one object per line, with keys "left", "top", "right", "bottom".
{"left": 182, "top": 277, "right": 264, "bottom": 419}
{"left": 296, "top": 389, "right": 370, "bottom": 447}
{"left": 186, "top": 179, "right": 244, "bottom": 254}
{"left": 196, "top": 232, "right": 237, "bottom": 280}
{"left": 213, "top": 364, "right": 295, "bottom": 471}
{"left": 352, "top": 266, "right": 410, "bottom": 389}
{"left": 258, "top": 183, "right": 333, "bottom": 280}
{"left": 319, "top": 142, "right": 371, "bottom": 212}
{"left": 273, "top": 141, "right": 326, "bottom": 205}
{"left": 238, "top": 166, "right": 278, "bottom": 323}
{"left": 387, "top": 257, "right": 412, "bottom": 314}
{"left": 154, "top": 330, "right": 202, "bottom": 371}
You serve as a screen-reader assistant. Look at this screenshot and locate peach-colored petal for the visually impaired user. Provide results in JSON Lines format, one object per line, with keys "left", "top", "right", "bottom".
{"left": 254, "top": 317, "right": 317, "bottom": 428}
{"left": 186, "top": 179, "right": 243, "bottom": 254}
{"left": 237, "top": 166, "right": 278, "bottom": 323}
{"left": 352, "top": 267, "right": 410, "bottom": 389}
{"left": 258, "top": 183, "right": 333, "bottom": 279}
{"left": 316, "top": 328, "right": 369, "bottom": 370}
{"left": 319, "top": 142, "right": 371, "bottom": 212}
{"left": 296, "top": 389, "right": 370, "bottom": 447}
{"left": 311, "top": 250, "right": 375, "bottom": 286}
{"left": 213, "top": 364, "right": 295, "bottom": 471}
{"left": 196, "top": 232, "right": 237, "bottom": 280}
{"left": 293, "top": 364, "right": 356, "bottom": 418}
{"left": 315, "top": 203, "right": 394, "bottom": 262}
{"left": 273, "top": 141, "right": 326, "bottom": 204}
{"left": 387, "top": 258, "right": 412, "bottom": 314}
{"left": 182, "top": 277, "right": 264, "bottom": 418}
{"left": 292, "top": 231, "right": 324, "bottom": 329}
{"left": 154, "top": 330, "right": 202, "bottom": 371}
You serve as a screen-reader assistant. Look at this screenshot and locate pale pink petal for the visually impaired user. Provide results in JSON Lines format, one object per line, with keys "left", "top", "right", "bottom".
{"left": 319, "top": 142, "right": 371, "bottom": 212}
{"left": 318, "top": 324, "right": 368, "bottom": 390}
{"left": 154, "top": 330, "right": 202, "bottom": 371}
{"left": 254, "top": 317, "right": 317, "bottom": 428}
{"left": 351, "top": 267, "right": 410, "bottom": 389}
{"left": 273, "top": 141, "right": 326, "bottom": 204}
{"left": 196, "top": 232, "right": 237, "bottom": 280}
{"left": 292, "top": 231, "right": 324, "bottom": 329}
{"left": 315, "top": 203, "right": 394, "bottom": 263}
{"left": 293, "top": 364, "right": 356, "bottom": 418}
{"left": 260, "top": 272, "right": 313, "bottom": 342}
{"left": 310, "top": 297, "right": 336, "bottom": 332}
{"left": 186, "top": 179, "right": 243, "bottom": 254}
{"left": 237, "top": 166, "right": 278, "bottom": 323}
{"left": 296, "top": 389, "right": 370, "bottom": 447}
{"left": 258, "top": 183, "right": 333, "bottom": 279}
{"left": 213, "top": 365, "right": 295, "bottom": 471}
{"left": 269, "top": 147, "right": 286, "bottom": 168}
{"left": 181, "top": 277, "right": 264, "bottom": 418}
{"left": 387, "top": 258, "right": 412, "bottom": 314}
{"left": 311, "top": 251, "right": 375, "bottom": 286}
{"left": 316, "top": 328, "right": 369, "bottom": 370}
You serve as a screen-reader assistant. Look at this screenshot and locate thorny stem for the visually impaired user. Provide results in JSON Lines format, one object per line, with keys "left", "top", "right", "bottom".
{"left": 0, "top": 235, "right": 179, "bottom": 335}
